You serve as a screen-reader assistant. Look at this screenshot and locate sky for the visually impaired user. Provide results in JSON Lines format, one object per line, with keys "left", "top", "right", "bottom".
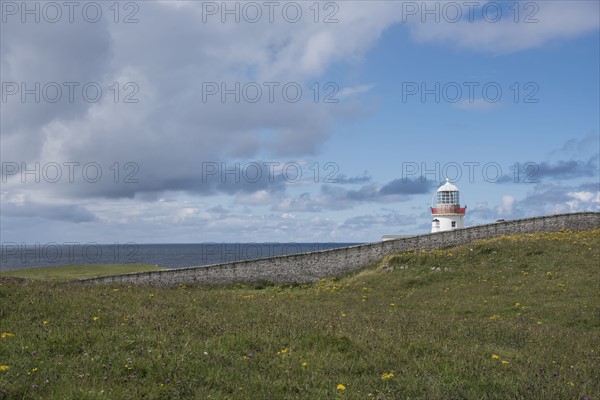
{"left": 1, "top": 0, "right": 599, "bottom": 245}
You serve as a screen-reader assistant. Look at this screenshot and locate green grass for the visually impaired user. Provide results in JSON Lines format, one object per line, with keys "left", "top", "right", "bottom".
{"left": 0, "top": 229, "right": 598, "bottom": 399}
{"left": 0, "top": 264, "right": 165, "bottom": 281}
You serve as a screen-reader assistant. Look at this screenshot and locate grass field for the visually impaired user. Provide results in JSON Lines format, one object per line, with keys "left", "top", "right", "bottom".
{"left": 0, "top": 229, "right": 598, "bottom": 399}
{"left": 0, "top": 264, "right": 165, "bottom": 281}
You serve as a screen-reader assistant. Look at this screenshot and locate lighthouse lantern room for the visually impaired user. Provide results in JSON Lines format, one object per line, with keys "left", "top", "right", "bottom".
{"left": 431, "top": 179, "right": 466, "bottom": 233}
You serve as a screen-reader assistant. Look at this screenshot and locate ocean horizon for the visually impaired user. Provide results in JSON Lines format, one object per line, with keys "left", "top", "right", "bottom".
{"left": 0, "top": 242, "right": 363, "bottom": 271}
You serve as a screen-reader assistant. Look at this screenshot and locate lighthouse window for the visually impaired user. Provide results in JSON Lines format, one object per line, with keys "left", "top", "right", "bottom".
{"left": 437, "top": 191, "right": 460, "bottom": 204}
{"left": 437, "top": 192, "right": 450, "bottom": 204}
{"left": 451, "top": 221, "right": 456, "bottom": 228}
{"left": 451, "top": 192, "right": 460, "bottom": 204}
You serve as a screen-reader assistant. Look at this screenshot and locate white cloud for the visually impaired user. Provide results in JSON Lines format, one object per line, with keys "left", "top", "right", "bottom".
{"left": 299, "top": 31, "right": 337, "bottom": 76}
{"left": 495, "top": 195, "right": 514, "bottom": 216}
{"left": 337, "top": 84, "right": 376, "bottom": 99}
{"left": 234, "top": 190, "right": 273, "bottom": 206}
{"left": 565, "top": 191, "right": 600, "bottom": 211}
{"left": 174, "top": 207, "right": 200, "bottom": 223}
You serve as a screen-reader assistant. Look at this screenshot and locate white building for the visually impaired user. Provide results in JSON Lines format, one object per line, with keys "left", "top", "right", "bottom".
{"left": 431, "top": 179, "right": 466, "bottom": 233}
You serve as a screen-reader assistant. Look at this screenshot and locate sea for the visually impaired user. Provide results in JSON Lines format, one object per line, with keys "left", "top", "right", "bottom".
{"left": 0, "top": 243, "right": 362, "bottom": 271}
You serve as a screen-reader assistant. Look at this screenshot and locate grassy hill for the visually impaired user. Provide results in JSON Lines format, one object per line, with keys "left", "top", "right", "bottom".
{"left": 0, "top": 264, "right": 166, "bottom": 281}
{"left": 0, "top": 229, "right": 598, "bottom": 399}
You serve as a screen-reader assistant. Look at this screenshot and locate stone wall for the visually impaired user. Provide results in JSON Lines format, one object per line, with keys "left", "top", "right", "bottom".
{"left": 80, "top": 212, "right": 600, "bottom": 287}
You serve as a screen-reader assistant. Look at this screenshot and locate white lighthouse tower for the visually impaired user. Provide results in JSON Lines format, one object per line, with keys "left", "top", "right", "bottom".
{"left": 431, "top": 179, "right": 466, "bottom": 233}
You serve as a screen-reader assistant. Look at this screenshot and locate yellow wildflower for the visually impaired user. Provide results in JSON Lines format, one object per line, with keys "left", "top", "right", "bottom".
{"left": 501, "top": 360, "right": 510, "bottom": 365}
{"left": 1, "top": 333, "right": 15, "bottom": 339}
{"left": 93, "top": 316, "right": 100, "bottom": 321}
{"left": 337, "top": 384, "right": 346, "bottom": 391}
{"left": 491, "top": 354, "right": 500, "bottom": 360}
{"left": 277, "top": 348, "right": 288, "bottom": 356}
{"left": 381, "top": 372, "right": 394, "bottom": 381}
{"left": 42, "top": 321, "right": 49, "bottom": 325}
{"left": 0, "top": 365, "right": 10, "bottom": 372}
{"left": 302, "top": 362, "right": 308, "bottom": 368}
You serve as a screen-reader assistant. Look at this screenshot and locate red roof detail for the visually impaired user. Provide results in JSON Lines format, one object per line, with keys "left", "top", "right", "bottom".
{"left": 431, "top": 207, "right": 466, "bottom": 215}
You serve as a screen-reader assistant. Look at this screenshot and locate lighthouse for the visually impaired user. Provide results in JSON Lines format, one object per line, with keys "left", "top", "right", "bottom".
{"left": 431, "top": 179, "right": 466, "bottom": 233}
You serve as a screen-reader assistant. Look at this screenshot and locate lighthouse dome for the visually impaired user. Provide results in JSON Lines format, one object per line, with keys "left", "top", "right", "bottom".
{"left": 437, "top": 178, "right": 459, "bottom": 192}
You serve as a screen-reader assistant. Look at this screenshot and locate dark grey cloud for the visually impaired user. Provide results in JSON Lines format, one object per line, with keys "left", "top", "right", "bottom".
{"left": 77, "top": 162, "right": 290, "bottom": 199}
{"left": 321, "top": 183, "right": 381, "bottom": 203}
{"left": 322, "top": 176, "right": 434, "bottom": 204}
{"left": 270, "top": 176, "right": 435, "bottom": 212}
{"left": 536, "top": 159, "right": 598, "bottom": 180}
{"left": 577, "top": 182, "right": 600, "bottom": 193}
{"left": 552, "top": 132, "right": 599, "bottom": 158}
{"left": 335, "top": 173, "right": 372, "bottom": 185}
{"left": 497, "top": 157, "right": 598, "bottom": 183}
{"left": 1, "top": 202, "right": 96, "bottom": 223}
{"left": 379, "top": 178, "right": 436, "bottom": 195}
{"left": 207, "top": 205, "right": 228, "bottom": 215}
